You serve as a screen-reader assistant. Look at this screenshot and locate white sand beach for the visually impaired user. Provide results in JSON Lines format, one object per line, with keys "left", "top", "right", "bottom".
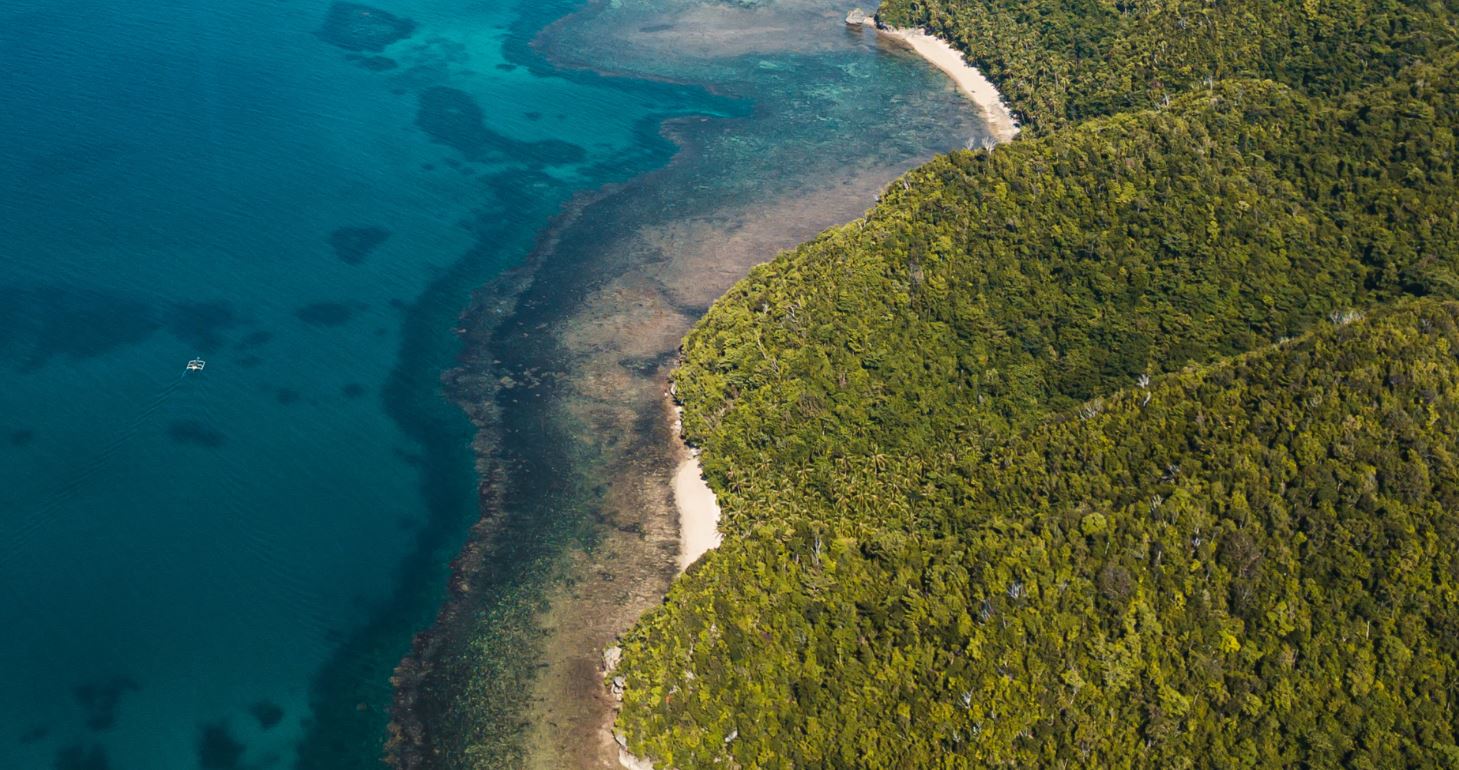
{"left": 671, "top": 408, "right": 722, "bottom": 572}
{"left": 657, "top": 21, "right": 1020, "bottom": 583}
{"left": 873, "top": 24, "right": 1019, "bottom": 143}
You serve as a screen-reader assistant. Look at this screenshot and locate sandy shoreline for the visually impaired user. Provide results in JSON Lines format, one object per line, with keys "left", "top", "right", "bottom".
{"left": 659, "top": 20, "right": 1021, "bottom": 583}
{"left": 871, "top": 22, "right": 1019, "bottom": 144}
{"left": 670, "top": 404, "right": 722, "bottom": 573}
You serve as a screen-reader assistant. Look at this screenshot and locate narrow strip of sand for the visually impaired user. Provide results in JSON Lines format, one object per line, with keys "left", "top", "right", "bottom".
{"left": 873, "top": 24, "right": 1019, "bottom": 144}
{"left": 671, "top": 406, "right": 722, "bottom": 573}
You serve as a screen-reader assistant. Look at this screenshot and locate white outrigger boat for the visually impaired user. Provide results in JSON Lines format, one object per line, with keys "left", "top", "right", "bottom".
{"left": 186, "top": 357, "right": 206, "bottom": 372}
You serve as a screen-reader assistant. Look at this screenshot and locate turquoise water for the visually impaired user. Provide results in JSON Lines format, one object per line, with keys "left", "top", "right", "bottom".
{"left": 0, "top": 0, "right": 725, "bottom": 767}
{"left": 0, "top": 0, "right": 983, "bottom": 767}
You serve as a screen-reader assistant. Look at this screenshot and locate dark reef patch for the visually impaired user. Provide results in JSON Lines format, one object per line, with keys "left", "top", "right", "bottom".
{"left": 19, "top": 724, "right": 49, "bottom": 744}
{"left": 250, "top": 701, "right": 284, "bottom": 730}
{"left": 329, "top": 226, "right": 391, "bottom": 265}
{"left": 392, "top": 447, "right": 423, "bottom": 466}
{"left": 518, "top": 139, "right": 585, "bottom": 167}
{"left": 197, "top": 722, "right": 245, "bottom": 769}
{"left": 165, "top": 300, "right": 237, "bottom": 352}
{"left": 414, "top": 87, "right": 495, "bottom": 160}
{"left": 167, "top": 420, "right": 226, "bottom": 448}
{"left": 73, "top": 676, "right": 139, "bottom": 731}
{"left": 53, "top": 743, "right": 108, "bottom": 770}
{"left": 415, "top": 87, "right": 585, "bottom": 166}
{"left": 10, "top": 428, "right": 36, "bottom": 447}
{"left": 316, "top": 3, "right": 416, "bottom": 53}
{"left": 341, "top": 383, "right": 367, "bottom": 399}
{"left": 237, "top": 330, "right": 274, "bottom": 350}
{"left": 275, "top": 388, "right": 301, "bottom": 405}
{"left": 295, "top": 302, "right": 355, "bottom": 326}
{"left": 347, "top": 54, "right": 399, "bottom": 71}
{"left": 0, "top": 285, "right": 159, "bottom": 371}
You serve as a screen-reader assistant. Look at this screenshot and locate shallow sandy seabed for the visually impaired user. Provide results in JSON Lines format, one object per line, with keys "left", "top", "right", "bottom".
{"left": 520, "top": 162, "right": 916, "bottom": 770}
{"left": 555, "top": 0, "right": 864, "bottom": 65}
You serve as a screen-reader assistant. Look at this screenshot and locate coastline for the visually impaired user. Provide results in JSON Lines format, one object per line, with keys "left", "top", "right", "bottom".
{"left": 669, "top": 399, "right": 721, "bottom": 573}
{"left": 620, "top": 14, "right": 1025, "bottom": 769}
{"left": 655, "top": 15, "right": 1022, "bottom": 592}
{"left": 386, "top": 0, "right": 994, "bottom": 766}
{"left": 870, "top": 21, "right": 1020, "bottom": 144}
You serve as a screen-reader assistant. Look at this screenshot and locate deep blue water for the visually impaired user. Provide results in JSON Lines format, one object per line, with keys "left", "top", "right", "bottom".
{"left": 0, "top": 0, "right": 986, "bottom": 766}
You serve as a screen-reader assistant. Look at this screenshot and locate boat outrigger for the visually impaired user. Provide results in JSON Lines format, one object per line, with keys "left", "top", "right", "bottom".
{"left": 186, "top": 357, "right": 206, "bottom": 372}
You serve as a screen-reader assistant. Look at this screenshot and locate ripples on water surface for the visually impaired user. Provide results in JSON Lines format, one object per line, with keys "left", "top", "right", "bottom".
{"left": 0, "top": 0, "right": 982, "bottom": 766}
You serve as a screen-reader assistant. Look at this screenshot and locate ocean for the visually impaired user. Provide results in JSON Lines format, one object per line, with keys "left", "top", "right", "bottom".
{"left": 0, "top": 0, "right": 982, "bottom": 767}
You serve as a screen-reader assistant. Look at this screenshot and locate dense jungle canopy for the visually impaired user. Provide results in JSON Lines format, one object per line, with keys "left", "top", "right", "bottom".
{"left": 614, "top": 2, "right": 1459, "bottom": 767}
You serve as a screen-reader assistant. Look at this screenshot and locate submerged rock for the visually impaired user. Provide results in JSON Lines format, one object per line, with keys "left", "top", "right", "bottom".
{"left": 54, "top": 743, "right": 109, "bottom": 770}
{"left": 197, "top": 722, "right": 244, "bottom": 769}
{"left": 73, "top": 676, "right": 139, "bottom": 731}
{"left": 316, "top": 3, "right": 416, "bottom": 53}
{"left": 347, "top": 54, "right": 399, "bottom": 71}
{"left": 416, "top": 86, "right": 586, "bottom": 166}
{"left": 294, "top": 301, "right": 355, "bottom": 326}
{"left": 845, "top": 8, "right": 867, "bottom": 25}
{"left": 328, "top": 226, "right": 390, "bottom": 265}
{"left": 249, "top": 701, "right": 284, "bottom": 730}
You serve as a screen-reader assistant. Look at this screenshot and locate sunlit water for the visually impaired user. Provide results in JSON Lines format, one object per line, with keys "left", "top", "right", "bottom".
{"left": 0, "top": 0, "right": 983, "bottom": 767}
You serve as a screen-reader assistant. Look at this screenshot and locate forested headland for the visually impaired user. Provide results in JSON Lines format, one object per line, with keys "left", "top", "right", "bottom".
{"left": 879, "top": 0, "right": 1459, "bottom": 133}
{"left": 613, "top": 1, "right": 1459, "bottom": 767}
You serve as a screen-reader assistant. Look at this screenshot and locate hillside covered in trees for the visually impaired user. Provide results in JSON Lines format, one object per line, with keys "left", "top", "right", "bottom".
{"left": 613, "top": 1, "right": 1459, "bottom": 767}
{"left": 878, "top": 0, "right": 1459, "bottom": 132}
{"left": 625, "top": 299, "right": 1459, "bottom": 767}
